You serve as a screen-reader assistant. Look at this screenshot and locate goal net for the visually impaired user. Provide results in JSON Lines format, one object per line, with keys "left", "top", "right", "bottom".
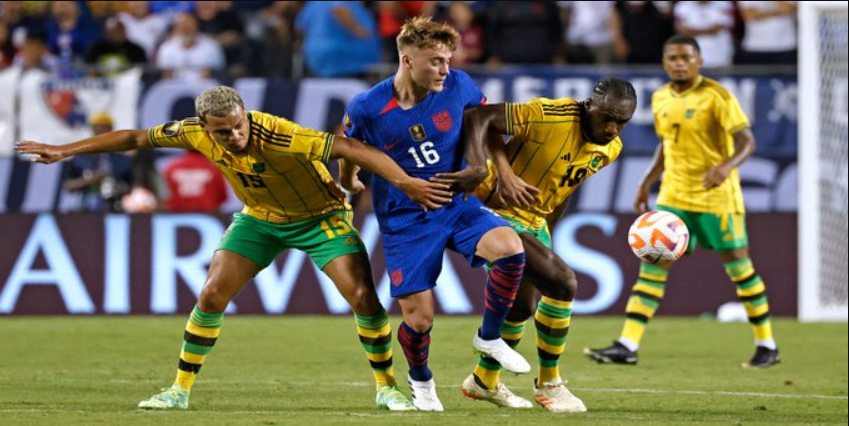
{"left": 799, "top": 1, "right": 849, "bottom": 321}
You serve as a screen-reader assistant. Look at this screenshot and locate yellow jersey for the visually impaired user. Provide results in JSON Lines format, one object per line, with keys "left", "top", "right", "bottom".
{"left": 653, "top": 76, "right": 750, "bottom": 214}
{"left": 474, "top": 98, "right": 623, "bottom": 229}
{"left": 148, "top": 111, "right": 350, "bottom": 223}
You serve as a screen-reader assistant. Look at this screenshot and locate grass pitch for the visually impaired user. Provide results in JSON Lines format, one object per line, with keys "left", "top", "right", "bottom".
{"left": 0, "top": 316, "right": 846, "bottom": 425}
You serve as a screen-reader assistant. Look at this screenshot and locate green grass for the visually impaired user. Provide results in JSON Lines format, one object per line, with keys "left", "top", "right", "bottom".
{"left": 0, "top": 316, "right": 846, "bottom": 425}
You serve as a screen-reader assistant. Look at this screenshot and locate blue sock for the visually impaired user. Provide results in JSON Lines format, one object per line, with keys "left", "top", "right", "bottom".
{"left": 480, "top": 252, "right": 525, "bottom": 340}
{"left": 398, "top": 322, "right": 432, "bottom": 381}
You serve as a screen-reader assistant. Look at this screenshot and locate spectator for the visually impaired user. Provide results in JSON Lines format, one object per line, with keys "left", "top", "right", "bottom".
{"left": 118, "top": 1, "right": 168, "bottom": 60}
{"left": 84, "top": 17, "right": 146, "bottom": 76}
{"left": 156, "top": 12, "right": 225, "bottom": 80}
{"left": 62, "top": 112, "right": 134, "bottom": 212}
{"left": 46, "top": 1, "right": 101, "bottom": 71}
{"left": 1, "top": 1, "right": 47, "bottom": 50}
{"left": 674, "top": 1, "right": 735, "bottom": 68}
{"left": 163, "top": 150, "right": 229, "bottom": 212}
{"left": 446, "top": 1, "right": 483, "bottom": 67}
{"left": 295, "top": 1, "right": 380, "bottom": 78}
{"left": 251, "top": 1, "right": 300, "bottom": 79}
{"left": 14, "top": 31, "right": 60, "bottom": 73}
{"left": 148, "top": 1, "right": 195, "bottom": 17}
{"left": 737, "top": 1, "right": 797, "bottom": 65}
{"left": 612, "top": 1, "right": 675, "bottom": 64}
{"left": 378, "top": 1, "right": 435, "bottom": 62}
{"left": 0, "top": 22, "right": 12, "bottom": 68}
{"left": 560, "top": 1, "right": 615, "bottom": 64}
{"left": 195, "top": 1, "right": 248, "bottom": 76}
{"left": 86, "top": 1, "right": 127, "bottom": 20}
{"left": 486, "top": 1, "right": 564, "bottom": 66}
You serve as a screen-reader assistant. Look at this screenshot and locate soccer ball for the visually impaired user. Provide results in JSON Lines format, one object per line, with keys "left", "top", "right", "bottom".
{"left": 628, "top": 211, "right": 690, "bottom": 263}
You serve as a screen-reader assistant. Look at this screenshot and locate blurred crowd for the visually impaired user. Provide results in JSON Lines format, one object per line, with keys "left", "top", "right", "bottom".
{"left": 1, "top": 1, "right": 798, "bottom": 213}
{"left": 1, "top": 1, "right": 799, "bottom": 80}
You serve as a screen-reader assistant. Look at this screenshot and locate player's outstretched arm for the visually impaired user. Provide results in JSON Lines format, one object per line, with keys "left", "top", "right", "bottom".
{"left": 431, "top": 107, "right": 496, "bottom": 198}
{"left": 15, "top": 130, "right": 152, "bottom": 165}
{"left": 330, "top": 135, "right": 454, "bottom": 211}
{"left": 702, "top": 128, "right": 755, "bottom": 189}
{"left": 635, "top": 143, "right": 665, "bottom": 214}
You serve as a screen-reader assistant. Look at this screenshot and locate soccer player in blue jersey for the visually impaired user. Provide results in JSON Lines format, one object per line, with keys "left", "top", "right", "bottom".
{"left": 340, "top": 17, "right": 529, "bottom": 411}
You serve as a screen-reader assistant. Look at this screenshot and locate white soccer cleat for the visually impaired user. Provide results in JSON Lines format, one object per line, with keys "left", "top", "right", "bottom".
{"left": 472, "top": 333, "right": 531, "bottom": 374}
{"left": 408, "top": 376, "right": 444, "bottom": 411}
{"left": 461, "top": 374, "right": 533, "bottom": 408}
{"left": 138, "top": 384, "right": 190, "bottom": 410}
{"left": 533, "top": 378, "right": 587, "bottom": 413}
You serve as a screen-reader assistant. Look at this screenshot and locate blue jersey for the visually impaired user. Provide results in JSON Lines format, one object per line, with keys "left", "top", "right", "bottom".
{"left": 344, "top": 70, "right": 485, "bottom": 231}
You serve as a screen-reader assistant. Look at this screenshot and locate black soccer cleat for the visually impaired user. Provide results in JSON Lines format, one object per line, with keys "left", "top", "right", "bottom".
{"left": 742, "top": 346, "right": 781, "bottom": 368}
{"left": 583, "top": 341, "right": 638, "bottom": 365}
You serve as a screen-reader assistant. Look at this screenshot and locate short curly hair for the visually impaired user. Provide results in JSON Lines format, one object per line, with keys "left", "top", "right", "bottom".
{"left": 195, "top": 86, "right": 244, "bottom": 120}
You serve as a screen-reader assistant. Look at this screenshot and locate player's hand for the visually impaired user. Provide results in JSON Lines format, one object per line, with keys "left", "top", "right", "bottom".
{"left": 431, "top": 166, "right": 488, "bottom": 200}
{"left": 495, "top": 172, "right": 540, "bottom": 209}
{"left": 633, "top": 184, "right": 651, "bottom": 214}
{"left": 14, "top": 141, "right": 66, "bottom": 164}
{"left": 703, "top": 164, "right": 731, "bottom": 189}
{"left": 397, "top": 177, "right": 454, "bottom": 211}
{"left": 340, "top": 175, "right": 365, "bottom": 194}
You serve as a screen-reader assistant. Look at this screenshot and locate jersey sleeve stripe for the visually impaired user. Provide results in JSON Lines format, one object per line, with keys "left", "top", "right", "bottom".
{"left": 322, "top": 133, "right": 334, "bottom": 163}
{"left": 148, "top": 128, "right": 160, "bottom": 147}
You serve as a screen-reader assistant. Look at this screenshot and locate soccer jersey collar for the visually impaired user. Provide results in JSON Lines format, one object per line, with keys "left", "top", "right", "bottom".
{"left": 670, "top": 75, "right": 705, "bottom": 98}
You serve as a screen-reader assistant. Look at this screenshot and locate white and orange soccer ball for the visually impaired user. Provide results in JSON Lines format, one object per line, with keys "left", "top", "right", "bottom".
{"left": 628, "top": 211, "right": 690, "bottom": 263}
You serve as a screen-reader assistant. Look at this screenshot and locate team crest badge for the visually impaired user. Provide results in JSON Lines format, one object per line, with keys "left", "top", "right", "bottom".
{"left": 163, "top": 121, "right": 181, "bottom": 136}
{"left": 685, "top": 109, "right": 696, "bottom": 119}
{"left": 432, "top": 110, "right": 452, "bottom": 132}
{"left": 409, "top": 124, "right": 427, "bottom": 142}
{"left": 344, "top": 114, "right": 352, "bottom": 129}
{"left": 590, "top": 155, "right": 602, "bottom": 169}
{"left": 253, "top": 163, "right": 266, "bottom": 173}
{"left": 391, "top": 269, "right": 404, "bottom": 286}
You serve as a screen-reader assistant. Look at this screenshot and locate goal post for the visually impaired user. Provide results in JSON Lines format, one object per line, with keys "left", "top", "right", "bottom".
{"left": 798, "top": 1, "right": 849, "bottom": 322}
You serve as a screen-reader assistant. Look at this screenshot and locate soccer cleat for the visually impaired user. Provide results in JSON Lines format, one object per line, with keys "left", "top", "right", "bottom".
{"left": 583, "top": 341, "right": 638, "bottom": 365}
{"left": 461, "top": 374, "right": 533, "bottom": 408}
{"left": 408, "top": 376, "right": 444, "bottom": 411}
{"left": 472, "top": 333, "right": 531, "bottom": 374}
{"left": 742, "top": 346, "right": 781, "bottom": 368}
{"left": 533, "top": 378, "right": 587, "bottom": 413}
{"left": 376, "top": 385, "right": 417, "bottom": 411}
{"left": 138, "top": 384, "right": 190, "bottom": 410}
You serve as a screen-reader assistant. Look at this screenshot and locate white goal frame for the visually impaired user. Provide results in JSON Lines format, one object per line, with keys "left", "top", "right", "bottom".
{"left": 798, "top": 1, "right": 849, "bottom": 322}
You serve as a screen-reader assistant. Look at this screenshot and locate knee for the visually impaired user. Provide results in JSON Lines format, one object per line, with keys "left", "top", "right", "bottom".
{"left": 491, "top": 231, "right": 525, "bottom": 261}
{"left": 547, "top": 263, "right": 577, "bottom": 301}
{"left": 350, "top": 285, "right": 381, "bottom": 316}
{"left": 404, "top": 314, "right": 434, "bottom": 333}
{"left": 199, "top": 284, "right": 229, "bottom": 313}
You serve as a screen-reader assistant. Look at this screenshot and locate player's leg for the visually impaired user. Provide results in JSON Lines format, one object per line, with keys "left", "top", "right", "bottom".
{"left": 464, "top": 281, "right": 534, "bottom": 408}
{"left": 586, "top": 205, "right": 697, "bottom": 365}
{"left": 301, "top": 210, "right": 415, "bottom": 410}
{"left": 718, "top": 246, "right": 780, "bottom": 368}
{"left": 450, "top": 201, "right": 529, "bottom": 374}
{"left": 397, "top": 290, "right": 442, "bottom": 411}
{"left": 384, "top": 225, "right": 447, "bottom": 411}
{"left": 138, "top": 249, "right": 261, "bottom": 410}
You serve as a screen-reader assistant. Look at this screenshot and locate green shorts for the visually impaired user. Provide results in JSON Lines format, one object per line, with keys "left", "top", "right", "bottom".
{"left": 655, "top": 204, "right": 749, "bottom": 253}
{"left": 486, "top": 214, "right": 552, "bottom": 272}
{"left": 218, "top": 210, "right": 367, "bottom": 270}
{"left": 500, "top": 214, "right": 552, "bottom": 249}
